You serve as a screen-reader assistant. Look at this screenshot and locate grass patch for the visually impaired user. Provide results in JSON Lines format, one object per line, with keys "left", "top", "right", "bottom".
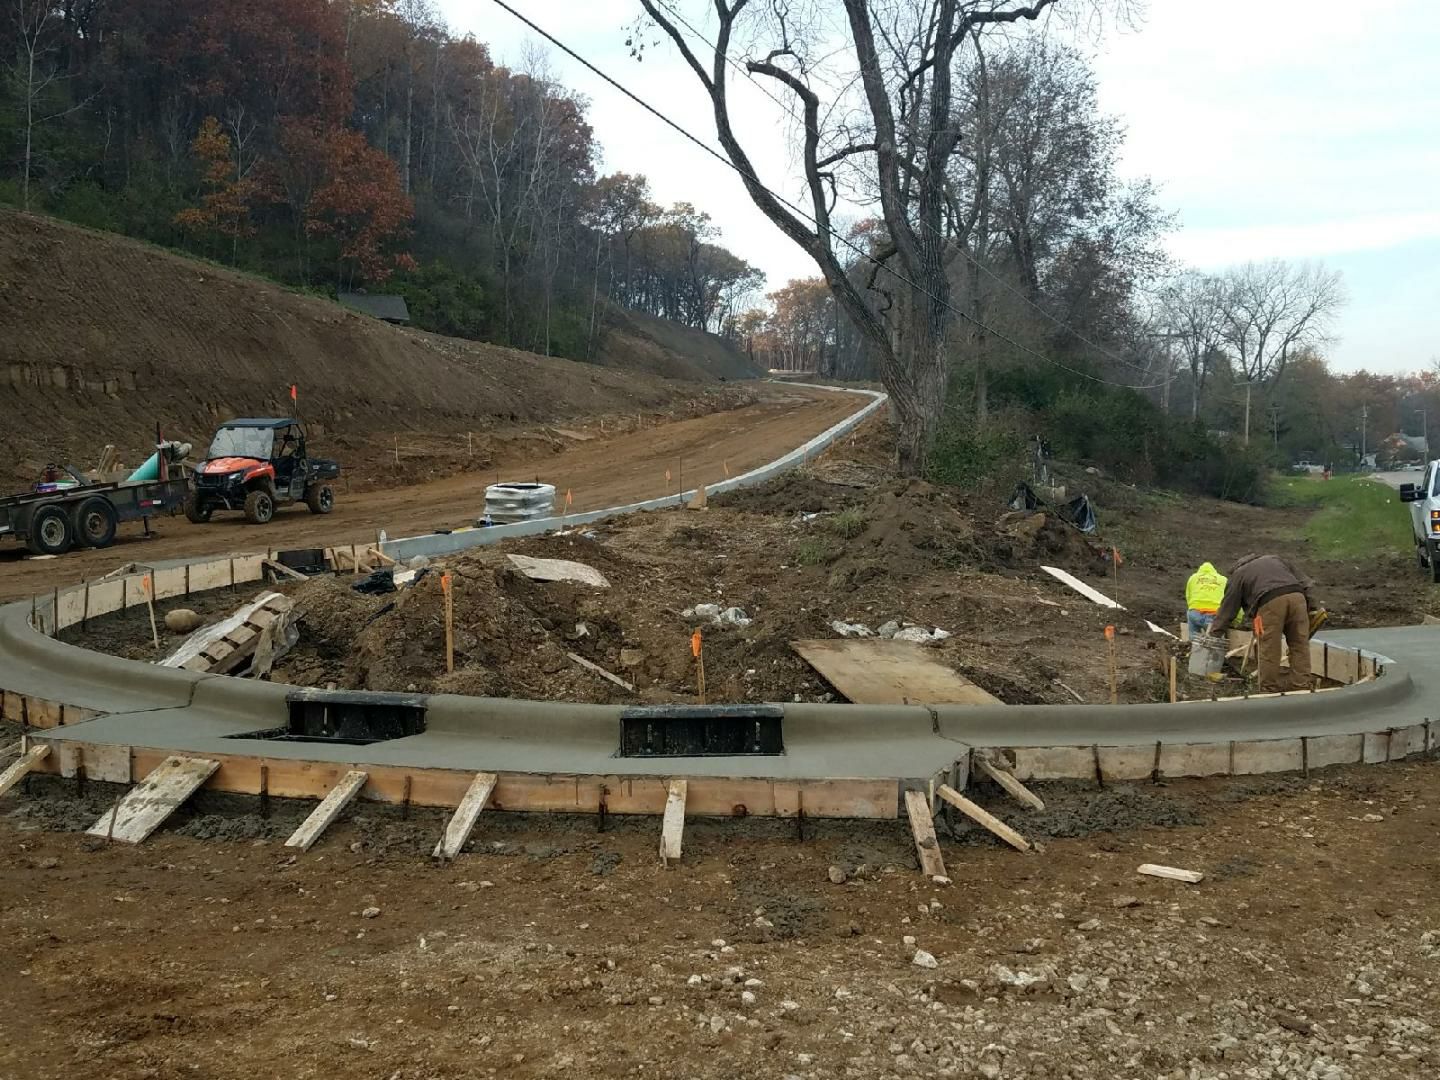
{"left": 828, "top": 508, "right": 867, "bottom": 540}
{"left": 794, "top": 537, "right": 841, "bottom": 566}
{"left": 1268, "top": 475, "right": 1413, "bottom": 559}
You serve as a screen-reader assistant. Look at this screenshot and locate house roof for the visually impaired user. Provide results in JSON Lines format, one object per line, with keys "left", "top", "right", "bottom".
{"left": 338, "top": 292, "right": 410, "bottom": 322}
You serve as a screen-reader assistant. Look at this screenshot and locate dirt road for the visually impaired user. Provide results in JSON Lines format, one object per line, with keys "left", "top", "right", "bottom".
{"left": 0, "top": 385, "right": 865, "bottom": 603}
{"left": 2, "top": 760, "right": 1437, "bottom": 1080}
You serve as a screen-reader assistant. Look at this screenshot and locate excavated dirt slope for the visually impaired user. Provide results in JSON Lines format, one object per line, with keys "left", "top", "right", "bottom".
{"left": 0, "top": 211, "right": 751, "bottom": 473}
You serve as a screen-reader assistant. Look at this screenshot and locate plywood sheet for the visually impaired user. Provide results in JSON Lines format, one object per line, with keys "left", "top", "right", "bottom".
{"left": 791, "top": 639, "right": 1001, "bottom": 705}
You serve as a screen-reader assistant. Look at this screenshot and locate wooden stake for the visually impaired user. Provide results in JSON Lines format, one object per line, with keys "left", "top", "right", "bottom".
{"left": 1168, "top": 655, "right": 1178, "bottom": 703}
{"left": 142, "top": 574, "right": 160, "bottom": 649}
{"left": 659, "top": 779, "right": 687, "bottom": 864}
{"left": 285, "top": 770, "right": 369, "bottom": 851}
{"left": 441, "top": 572, "right": 454, "bottom": 675}
{"left": 394, "top": 435, "right": 400, "bottom": 465}
{"left": 976, "top": 759, "right": 1045, "bottom": 811}
{"left": 1137, "top": 863, "right": 1204, "bottom": 884}
{"left": 691, "top": 630, "right": 706, "bottom": 704}
{"left": 1105, "top": 625, "right": 1117, "bottom": 704}
{"left": 433, "top": 772, "right": 498, "bottom": 860}
{"left": 936, "top": 784, "right": 1031, "bottom": 852}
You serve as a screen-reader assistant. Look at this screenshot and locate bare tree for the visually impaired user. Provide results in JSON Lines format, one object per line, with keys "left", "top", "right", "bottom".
{"left": 637, "top": 0, "right": 1127, "bottom": 474}
{"left": 1157, "top": 269, "right": 1225, "bottom": 419}
{"left": 8, "top": 0, "right": 90, "bottom": 210}
{"left": 1219, "top": 260, "right": 1345, "bottom": 386}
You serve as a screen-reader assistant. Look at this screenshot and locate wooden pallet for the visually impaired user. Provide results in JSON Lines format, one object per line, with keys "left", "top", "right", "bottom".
{"left": 177, "top": 597, "right": 289, "bottom": 675}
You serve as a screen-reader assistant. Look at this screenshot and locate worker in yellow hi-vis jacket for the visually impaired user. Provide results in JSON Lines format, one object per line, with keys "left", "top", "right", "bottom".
{"left": 1185, "top": 561, "right": 1227, "bottom": 637}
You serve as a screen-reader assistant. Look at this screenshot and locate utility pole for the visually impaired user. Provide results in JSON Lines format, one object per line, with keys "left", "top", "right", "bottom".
{"left": 1361, "top": 403, "right": 1368, "bottom": 464}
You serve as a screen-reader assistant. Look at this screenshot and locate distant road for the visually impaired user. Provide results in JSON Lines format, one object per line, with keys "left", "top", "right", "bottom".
{"left": 1372, "top": 469, "right": 1425, "bottom": 491}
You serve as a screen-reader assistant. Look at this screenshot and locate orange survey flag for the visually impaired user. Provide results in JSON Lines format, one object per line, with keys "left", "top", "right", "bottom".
{"left": 1104, "top": 625, "right": 1115, "bottom": 641}
{"left": 690, "top": 630, "right": 703, "bottom": 657}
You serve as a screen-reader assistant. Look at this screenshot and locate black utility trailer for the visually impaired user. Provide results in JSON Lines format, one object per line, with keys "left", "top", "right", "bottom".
{"left": 0, "top": 475, "right": 190, "bottom": 555}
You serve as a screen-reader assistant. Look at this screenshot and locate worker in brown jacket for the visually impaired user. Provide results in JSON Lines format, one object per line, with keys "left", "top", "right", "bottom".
{"left": 1209, "top": 554, "right": 1317, "bottom": 692}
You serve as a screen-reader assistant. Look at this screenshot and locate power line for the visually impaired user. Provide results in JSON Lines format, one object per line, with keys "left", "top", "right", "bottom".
{"left": 486, "top": 0, "right": 1167, "bottom": 392}
{"left": 652, "top": 0, "right": 1160, "bottom": 380}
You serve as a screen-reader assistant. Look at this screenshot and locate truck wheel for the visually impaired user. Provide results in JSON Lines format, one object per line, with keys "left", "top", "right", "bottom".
{"left": 71, "top": 497, "right": 118, "bottom": 548}
{"left": 184, "top": 496, "right": 213, "bottom": 524}
{"left": 244, "top": 489, "right": 275, "bottom": 524}
{"left": 27, "top": 504, "right": 74, "bottom": 556}
{"left": 1432, "top": 555, "right": 1440, "bottom": 585}
{"left": 305, "top": 483, "right": 335, "bottom": 515}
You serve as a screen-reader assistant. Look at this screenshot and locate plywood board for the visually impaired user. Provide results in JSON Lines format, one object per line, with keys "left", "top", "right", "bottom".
{"left": 507, "top": 554, "right": 610, "bottom": 588}
{"left": 187, "top": 559, "right": 233, "bottom": 593}
{"left": 55, "top": 588, "right": 86, "bottom": 630}
{"left": 904, "top": 789, "right": 949, "bottom": 876}
{"left": 151, "top": 566, "right": 188, "bottom": 600}
{"left": 85, "top": 578, "right": 126, "bottom": 618}
{"left": 791, "top": 639, "right": 1002, "bottom": 705}
{"left": 59, "top": 742, "right": 131, "bottom": 783}
{"left": 432, "top": 771, "right": 498, "bottom": 860}
{"left": 285, "top": 770, "right": 368, "bottom": 851}
{"left": 87, "top": 756, "right": 220, "bottom": 843}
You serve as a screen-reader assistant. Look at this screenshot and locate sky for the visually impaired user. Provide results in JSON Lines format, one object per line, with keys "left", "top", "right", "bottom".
{"left": 444, "top": 0, "right": 1439, "bottom": 374}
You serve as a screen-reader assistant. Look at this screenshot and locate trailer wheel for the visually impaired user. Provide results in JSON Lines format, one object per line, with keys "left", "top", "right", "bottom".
{"left": 71, "top": 497, "right": 118, "bottom": 548}
{"left": 27, "top": 504, "right": 74, "bottom": 556}
{"left": 244, "top": 489, "right": 275, "bottom": 524}
{"left": 305, "top": 483, "right": 334, "bottom": 515}
{"left": 184, "top": 496, "right": 213, "bottom": 524}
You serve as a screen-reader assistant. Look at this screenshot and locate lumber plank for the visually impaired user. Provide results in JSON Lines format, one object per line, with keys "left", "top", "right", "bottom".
{"left": 976, "top": 759, "right": 1045, "bottom": 811}
{"left": 87, "top": 756, "right": 220, "bottom": 843}
{"left": 903, "top": 788, "right": 949, "bottom": 877}
{"left": 937, "top": 783, "right": 1031, "bottom": 852}
{"left": 1137, "top": 863, "right": 1204, "bottom": 884}
{"left": 567, "top": 651, "right": 635, "bottom": 692}
{"left": 263, "top": 558, "right": 309, "bottom": 582}
{"left": 1039, "top": 566, "right": 1125, "bottom": 610}
{"left": 0, "top": 744, "right": 50, "bottom": 796}
{"left": 659, "top": 779, "right": 687, "bottom": 863}
{"left": 432, "top": 771, "right": 498, "bottom": 860}
{"left": 284, "top": 770, "right": 369, "bottom": 851}
{"left": 791, "top": 639, "right": 1001, "bottom": 705}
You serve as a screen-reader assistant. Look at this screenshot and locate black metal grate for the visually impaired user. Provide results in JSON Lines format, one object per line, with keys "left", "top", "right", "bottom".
{"left": 227, "top": 690, "right": 426, "bottom": 746}
{"left": 619, "top": 705, "right": 784, "bottom": 758}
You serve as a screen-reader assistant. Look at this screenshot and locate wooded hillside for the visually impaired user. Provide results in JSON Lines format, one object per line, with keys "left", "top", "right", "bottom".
{"left": 0, "top": 0, "right": 761, "bottom": 361}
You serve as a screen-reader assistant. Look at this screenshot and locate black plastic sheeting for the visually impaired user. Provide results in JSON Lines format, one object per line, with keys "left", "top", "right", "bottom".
{"left": 1008, "top": 482, "right": 1098, "bottom": 534}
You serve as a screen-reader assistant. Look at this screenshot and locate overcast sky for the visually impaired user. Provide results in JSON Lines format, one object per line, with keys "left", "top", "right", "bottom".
{"left": 445, "top": 0, "right": 1439, "bottom": 375}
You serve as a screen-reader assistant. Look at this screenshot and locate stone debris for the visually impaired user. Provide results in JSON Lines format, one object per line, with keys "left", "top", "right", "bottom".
{"left": 911, "top": 949, "right": 938, "bottom": 969}
{"left": 829, "top": 619, "right": 873, "bottom": 638}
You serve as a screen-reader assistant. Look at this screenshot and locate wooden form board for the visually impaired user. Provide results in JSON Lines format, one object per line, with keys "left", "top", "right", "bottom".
{"left": 22, "top": 743, "right": 902, "bottom": 818}
{"left": 659, "top": 779, "right": 687, "bottom": 863}
{"left": 87, "top": 756, "right": 220, "bottom": 843}
{"left": 791, "top": 639, "right": 1002, "bottom": 705}
{"left": 285, "top": 770, "right": 368, "bottom": 851}
{"left": 903, "top": 789, "right": 948, "bottom": 878}
{"left": 0, "top": 744, "right": 50, "bottom": 796}
{"left": 433, "top": 772, "right": 498, "bottom": 860}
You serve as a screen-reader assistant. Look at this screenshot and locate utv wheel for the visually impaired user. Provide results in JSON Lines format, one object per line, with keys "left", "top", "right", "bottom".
{"left": 243, "top": 489, "right": 275, "bottom": 524}
{"left": 185, "top": 496, "right": 213, "bottom": 524}
{"left": 1431, "top": 554, "right": 1440, "bottom": 585}
{"left": 71, "top": 497, "right": 118, "bottom": 548}
{"left": 26, "top": 504, "right": 75, "bottom": 556}
{"left": 305, "top": 483, "right": 335, "bottom": 515}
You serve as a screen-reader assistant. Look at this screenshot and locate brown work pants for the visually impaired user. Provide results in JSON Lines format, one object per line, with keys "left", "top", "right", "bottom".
{"left": 1255, "top": 592, "right": 1312, "bottom": 692}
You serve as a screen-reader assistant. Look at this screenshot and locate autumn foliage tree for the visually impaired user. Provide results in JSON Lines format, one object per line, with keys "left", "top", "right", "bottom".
{"left": 173, "top": 116, "right": 256, "bottom": 257}
{"left": 302, "top": 128, "right": 416, "bottom": 285}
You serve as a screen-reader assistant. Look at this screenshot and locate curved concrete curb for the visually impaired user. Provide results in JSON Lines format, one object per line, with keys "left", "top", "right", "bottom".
{"left": 377, "top": 383, "right": 889, "bottom": 562}
{"left": 1, "top": 380, "right": 1437, "bottom": 820}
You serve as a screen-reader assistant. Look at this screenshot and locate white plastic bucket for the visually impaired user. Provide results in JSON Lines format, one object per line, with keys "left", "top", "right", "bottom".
{"left": 1188, "top": 636, "right": 1226, "bottom": 680}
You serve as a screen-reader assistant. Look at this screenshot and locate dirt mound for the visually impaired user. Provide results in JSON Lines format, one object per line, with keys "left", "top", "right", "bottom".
{"left": 599, "top": 306, "right": 760, "bottom": 381}
{"left": 988, "top": 509, "right": 1108, "bottom": 576}
{"left": 0, "top": 211, "right": 748, "bottom": 476}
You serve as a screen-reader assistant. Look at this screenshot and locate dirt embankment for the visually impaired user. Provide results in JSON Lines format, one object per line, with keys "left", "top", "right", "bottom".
{"left": 0, "top": 210, "right": 753, "bottom": 481}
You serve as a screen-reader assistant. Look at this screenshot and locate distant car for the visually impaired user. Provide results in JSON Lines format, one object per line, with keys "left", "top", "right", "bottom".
{"left": 1293, "top": 461, "right": 1325, "bottom": 474}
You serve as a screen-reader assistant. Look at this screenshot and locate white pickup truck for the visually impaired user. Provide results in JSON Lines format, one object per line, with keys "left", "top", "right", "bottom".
{"left": 1400, "top": 462, "right": 1440, "bottom": 582}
